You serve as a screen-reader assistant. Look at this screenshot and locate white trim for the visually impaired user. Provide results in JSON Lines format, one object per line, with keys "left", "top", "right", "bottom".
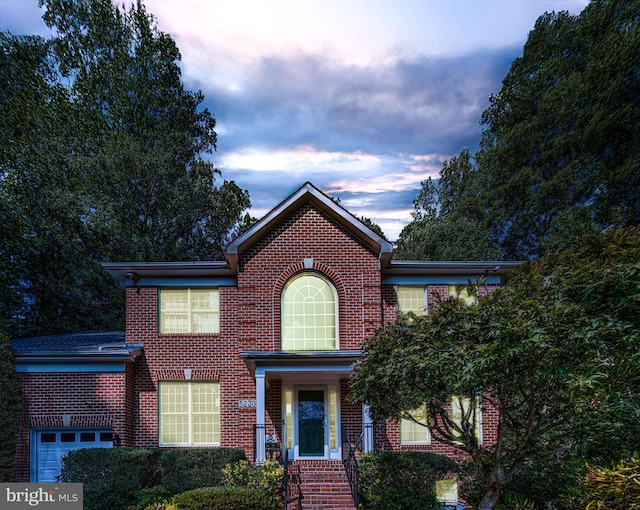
{"left": 255, "top": 374, "right": 266, "bottom": 464}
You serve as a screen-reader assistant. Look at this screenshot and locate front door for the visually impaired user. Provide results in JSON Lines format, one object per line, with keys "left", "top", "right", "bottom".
{"left": 298, "top": 390, "right": 325, "bottom": 456}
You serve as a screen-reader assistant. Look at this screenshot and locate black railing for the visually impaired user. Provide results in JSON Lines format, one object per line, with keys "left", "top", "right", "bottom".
{"left": 282, "top": 447, "right": 303, "bottom": 510}
{"left": 341, "top": 423, "right": 361, "bottom": 508}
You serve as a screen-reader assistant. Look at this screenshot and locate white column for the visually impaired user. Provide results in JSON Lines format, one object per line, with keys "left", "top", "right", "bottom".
{"left": 362, "top": 404, "right": 374, "bottom": 454}
{"left": 255, "top": 373, "right": 266, "bottom": 464}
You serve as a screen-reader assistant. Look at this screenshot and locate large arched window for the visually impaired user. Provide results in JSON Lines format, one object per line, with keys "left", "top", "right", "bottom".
{"left": 281, "top": 273, "right": 337, "bottom": 351}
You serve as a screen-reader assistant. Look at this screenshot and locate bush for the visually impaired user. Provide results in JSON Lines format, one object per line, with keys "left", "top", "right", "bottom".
{"left": 582, "top": 456, "right": 640, "bottom": 510}
{"left": 59, "top": 448, "right": 161, "bottom": 510}
{"left": 159, "top": 448, "right": 246, "bottom": 494}
{"left": 221, "top": 458, "right": 283, "bottom": 495}
{"left": 171, "top": 486, "right": 281, "bottom": 510}
{"left": 126, "top": 487, "right": 173, "bottom": 510}
{"left": 359, "top": 450, "right": 457, "bottom": 510}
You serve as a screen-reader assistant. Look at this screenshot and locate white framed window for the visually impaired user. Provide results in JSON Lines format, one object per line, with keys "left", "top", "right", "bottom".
{"left": 400, "top": 405, "right": 430, "bottom": 444}
{"left": 452, "top": 396, "right": 482, "bottom": 444}
{"left": 160, "top": 288, "right": 219, "bottom": 334}
{"left": 449, "top": 284, "right": 477, "bottom": 305}
{"left": 436, "top": 479, "right": 458, "bottom": 506}
{"left": 281, "top": 273, "right": 337, "bottom": 351}
{"left": 397, "top": 285, "right": 426, "bottom": 315}
{"left": 159, "top": 381, "right": 220, "bottom": 446}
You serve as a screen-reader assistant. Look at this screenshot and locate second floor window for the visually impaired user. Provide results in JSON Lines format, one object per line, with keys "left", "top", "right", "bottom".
{"left": 449, "top": 284, "right": 477, "bottom": 305}
{"left": 160, "top": 288, "right": 219, "bottom": 334}
{"left": 397, "top": 285, "right": 426, "bottom": 315}
{"left": 281, "top": 273, "right": 337, "bottom": 351}
{"left": 452, "top": 396, "right": 482, "bottom": 444}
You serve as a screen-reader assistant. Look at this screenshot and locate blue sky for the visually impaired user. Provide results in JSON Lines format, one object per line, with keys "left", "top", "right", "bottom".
{"left": 0, "top": 0, "right": 589, "bottom": 240}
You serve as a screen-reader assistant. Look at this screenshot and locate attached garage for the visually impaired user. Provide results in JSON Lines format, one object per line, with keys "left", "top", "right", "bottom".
{"left": 10, "top": 331, "right": 143, "bottom": 482}
{"left": 32, "top": 429, "right": 114, "bottom": 482}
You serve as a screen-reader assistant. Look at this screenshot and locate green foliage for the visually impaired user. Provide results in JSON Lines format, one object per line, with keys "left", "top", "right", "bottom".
{"left": 352, "top": 227, "right": 640, "bottom": 508}
{"left": 59, "top": 448, "right": 161, "bottom": 510}
{"left": 171, "top": 486, "right": 281, "bottom": 510}
{"left": 582, "top": 457, "right": 640, "bottom": 510}
{"left": 396, "top": 148, "right": 498, "bottom": 260}
{"left": 0, "top": 0, "right": 250, "bottom": 337}
{"left": 394, "top": 216, "right": 501, "bottom": 261}
{"left": 221, "top": 459, "right": 283, "bottom": 495}
{"left": 159, "top": 448, "right": 246, "bottom": 494}
{"left": 126, "top": 487, "right": 173, "bottom": 510}
{"left": 476, "top": 0, "right": 640, "bottom": 259}
{"left": 359, "top": 450, "right": 457, "bottom": 510}
{"left": 0, "top": 332, "right": 21, "bottom": 481}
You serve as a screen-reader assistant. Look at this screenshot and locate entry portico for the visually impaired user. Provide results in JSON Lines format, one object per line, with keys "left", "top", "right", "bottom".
{"left": 241, "top": 350, "right": 374, "bottom": 464}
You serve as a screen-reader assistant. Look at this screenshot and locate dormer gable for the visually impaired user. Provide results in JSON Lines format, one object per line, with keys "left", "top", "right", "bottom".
{"left": 224, "top": 182, "right": 394, "bottom": 272}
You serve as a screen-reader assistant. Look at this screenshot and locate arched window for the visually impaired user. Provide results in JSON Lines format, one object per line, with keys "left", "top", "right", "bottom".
{"left": 281, "top": 273, "right": 337, "bottom": 351}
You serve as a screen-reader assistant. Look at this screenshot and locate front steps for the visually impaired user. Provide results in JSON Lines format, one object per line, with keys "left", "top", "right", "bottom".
{"left": 287, "top": 459, "right": 356, "bottom": 510}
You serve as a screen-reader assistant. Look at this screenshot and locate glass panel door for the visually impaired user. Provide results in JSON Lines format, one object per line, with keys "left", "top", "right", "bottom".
{"left": 298, "top": 390, "right": 325, "bottom": 456}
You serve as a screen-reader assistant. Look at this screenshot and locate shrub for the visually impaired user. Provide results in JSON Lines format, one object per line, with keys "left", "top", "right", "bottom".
{"left": 221, "top": 458, "right": 283, "bottom": 495}
{"left": 59, "top": 448, "right": 161, "bottom": 510}
{"left": 159, "top": 448, "right": 246, "bottom": 494}
{"left": 359, "top": 450, "right": 457, "bottom": 510}
{"left": 582, "top": 456, "right": 640, "bottom": 510}
{"left": 126, "top": 487, "right": 173, "bottom": 510}
{"left": 171, "top": 486, "right": 281, "bottom": 510}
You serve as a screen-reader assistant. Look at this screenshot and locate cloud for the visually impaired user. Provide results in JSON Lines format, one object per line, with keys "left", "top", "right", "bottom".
{"left": 192, "top": 46, "right": 517, "bottom": 239}
{"left": 191, "top": 46, "right": 517, "bottom": 159}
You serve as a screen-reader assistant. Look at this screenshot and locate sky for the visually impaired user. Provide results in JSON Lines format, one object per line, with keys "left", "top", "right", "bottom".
{"left": 0, "top": 0, "right": 589, "bottom": 240}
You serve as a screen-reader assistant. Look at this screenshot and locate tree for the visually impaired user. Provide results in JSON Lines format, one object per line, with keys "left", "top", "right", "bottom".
{"left": 350, "top": 227, "right": 640, "bottom": 509}
{"left": 394, "top": 216, "right": 501, "bottom": 261}
{"left": 395, "top": 149, "right": 499, "bottom": 260}
{"left": 0, "top": 1, "right": 250, "bottom": 337}
{"left": 0, "top": 332, "right": 21, "bottom": 481}
{"left": 476, "top": 0, "right": 640, "bottom": 259}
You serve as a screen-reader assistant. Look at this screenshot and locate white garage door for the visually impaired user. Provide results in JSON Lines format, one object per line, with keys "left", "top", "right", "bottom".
{"left": 33, "top": 429, "right": 113, "bottom": 482}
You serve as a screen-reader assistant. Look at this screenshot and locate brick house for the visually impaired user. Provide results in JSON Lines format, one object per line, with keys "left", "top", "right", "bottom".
{"left": 11, "top": 182, "right": 517, "bottom": 508}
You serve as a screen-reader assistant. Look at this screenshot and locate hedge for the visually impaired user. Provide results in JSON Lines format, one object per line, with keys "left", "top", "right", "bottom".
{"left": 59, "top": 448, "right": 161, "bottom": 510}
{"left": 172, "top": 486, "right": 281, "bottom": 510}
{"left": 159, "top": 448, "right": 246, "bottom": 494}
{"left": 59, "top": 447, "right": 247, "bottom": 510}
{"left": 359, "top": 450, "right": 457, "bottom": 510}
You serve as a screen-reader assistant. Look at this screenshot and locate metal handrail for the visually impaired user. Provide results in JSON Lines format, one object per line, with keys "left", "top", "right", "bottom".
{"left": 341, "top": 423, "right": 361, "bottom": 508}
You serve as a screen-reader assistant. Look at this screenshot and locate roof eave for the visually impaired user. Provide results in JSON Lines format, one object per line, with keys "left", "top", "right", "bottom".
{"left": 103, "top": 261, "right": 233, "bottom": 289}
{"left": 385, "top": 260, "right": 523, "bottom": 275}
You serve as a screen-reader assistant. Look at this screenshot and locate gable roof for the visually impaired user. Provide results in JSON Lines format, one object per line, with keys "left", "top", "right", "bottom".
{"left": 224, "top": 182, "right": 394, "bottom": 271}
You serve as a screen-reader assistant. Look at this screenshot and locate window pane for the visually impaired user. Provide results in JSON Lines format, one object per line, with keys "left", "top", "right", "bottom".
{"left": 449, "top": 285, "right": 477, "bottom": 305}
{"left": 436, "top": 479, "right": 458, "bottom": 503}
{"left": 60, "top": 433, "right": 75, "bottom": 443}
{"left": 452, "top": 396, "right": 482, "bottom": 443}
{"left": 401, "top": 406, "right": 430, "bottom": 444}
{"left": 159, "top": 382, "right": 219, "bottom": 445}
{"left": 398, "top": 286, "right": 425, "bottom": 314}
{"left": 160, "top": 289, "right": 219, "bottom": 334}
{"left": 80, "top": 432, "right": 95, "bottom": 442}
{"left": 282, "top": 275, "right": 337, "bottom": 351}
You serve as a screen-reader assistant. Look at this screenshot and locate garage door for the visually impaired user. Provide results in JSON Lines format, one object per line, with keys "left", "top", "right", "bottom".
{"left": 33, "top": 429, "right": 113, "bottom": 482}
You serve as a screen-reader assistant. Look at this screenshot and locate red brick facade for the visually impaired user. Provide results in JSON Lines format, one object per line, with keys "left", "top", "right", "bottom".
{"left": 12, "top": 183, "right": 516, "bottom": 508}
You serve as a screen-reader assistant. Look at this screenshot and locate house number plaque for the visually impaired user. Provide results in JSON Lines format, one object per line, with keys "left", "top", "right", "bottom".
{"left": 238, "top": 399, "right": 257, "bottom": 408}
